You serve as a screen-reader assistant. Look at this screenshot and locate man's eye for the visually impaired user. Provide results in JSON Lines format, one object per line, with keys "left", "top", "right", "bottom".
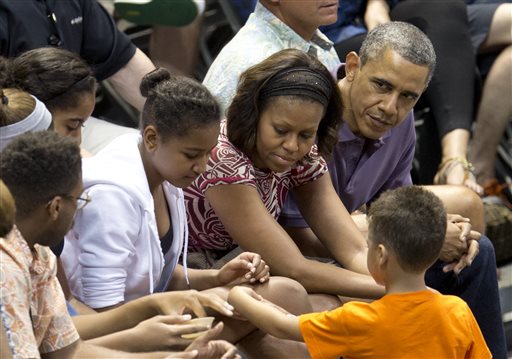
{"left": 374, "top": 81, "right": 387, "bottom": 89}
{"left": 402, "top": 93, "right": 418, "bottom": 101}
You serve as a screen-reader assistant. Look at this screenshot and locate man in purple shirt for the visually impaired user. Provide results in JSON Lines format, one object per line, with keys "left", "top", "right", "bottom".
{"left": 280, "top": 22, "right": 506, "bottom": 358}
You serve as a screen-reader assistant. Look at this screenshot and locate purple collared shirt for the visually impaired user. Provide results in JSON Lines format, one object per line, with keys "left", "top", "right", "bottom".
{"left": 279, "top": 112, "right": 415, "bottom": 227}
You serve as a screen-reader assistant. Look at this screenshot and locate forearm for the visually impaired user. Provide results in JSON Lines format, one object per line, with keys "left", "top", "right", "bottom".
{"left": 75, "top": 341, "right": 170, "bottom": 358}
{"left": 287, "top": 259, "right": 383, "bottom": 298}
{"left": 41, "top": 340, "right": 79, "bottom": 359}
{"left": 107, "top": 48, "right": 156, "bottom": 112}
{"left": 168, "top": 264, "right": 220, "bottom": 291}
{"left": 69, "top": 297, "right": 97, "bottom": 315}
{"left": 73, "top": 296, "right": 155, "bottom": 340}
{"left": 86, "top": 327, "right": 153, "bottom": 353}
{"left": 295, "top": 176, "right": 370, "bottom": 273}
{"left": 440, "top": 129, "right": 470, "bottom": 159}
{"left": 228, "top": 288, "right": 302, "bottom": 341}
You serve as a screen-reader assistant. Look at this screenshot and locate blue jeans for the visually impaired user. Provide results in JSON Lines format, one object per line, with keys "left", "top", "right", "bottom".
{"left": 426, "top": 235, "right": 507, "bottom": 359}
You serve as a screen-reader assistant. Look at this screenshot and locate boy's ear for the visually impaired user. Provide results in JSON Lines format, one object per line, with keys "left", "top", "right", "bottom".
{"left": 46, "top": 197, "right": 62, "bottom": 221}
{"left": 377, "top": 244, "right": 389, "bottom": 268}
{"left": 344, "top": 51, "right": 361, "bottom": 82}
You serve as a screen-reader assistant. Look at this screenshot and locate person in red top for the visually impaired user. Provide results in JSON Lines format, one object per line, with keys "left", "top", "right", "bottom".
{"left": 229, "top": 186, "right": 491, "bottom": 359}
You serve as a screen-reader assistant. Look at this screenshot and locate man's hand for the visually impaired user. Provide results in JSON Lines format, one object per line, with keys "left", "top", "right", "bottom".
{"left": 439, "top": 214, "right": 480, "bottom": 274}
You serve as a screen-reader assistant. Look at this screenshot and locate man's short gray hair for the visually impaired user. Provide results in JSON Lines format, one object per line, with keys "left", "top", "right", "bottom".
{"left": 359, "top": 21, "right": 436, "bottom": 86}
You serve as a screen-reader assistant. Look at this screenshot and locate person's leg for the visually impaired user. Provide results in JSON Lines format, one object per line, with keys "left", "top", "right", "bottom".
{"left": 424, "top": 185, "right": 486, "bottom": 233}
{"left": 478, "top": 3, "right": 512, "bottom": 53}
{"left": 236, "top": 329, "right": 309, "bottom": 359}
{"left": 392, "top": 1, "right": 479, "bottom": 190}
{"left": 469, "top": 46, "right": 512, "bottom": 184}
{"left": 425, "top": 236, "right": 507, "bottom": 359}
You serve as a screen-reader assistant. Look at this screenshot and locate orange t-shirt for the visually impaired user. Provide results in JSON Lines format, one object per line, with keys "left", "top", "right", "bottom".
{"left": 299, "top": 290, "right": 490, "bottom": 359}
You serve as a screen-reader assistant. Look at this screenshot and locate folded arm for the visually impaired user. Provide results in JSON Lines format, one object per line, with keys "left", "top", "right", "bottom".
{"left": 206, "top": 182, "right": 383, "bottom": 298}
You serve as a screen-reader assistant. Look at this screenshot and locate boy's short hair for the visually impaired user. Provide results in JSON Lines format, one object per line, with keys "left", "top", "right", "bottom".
{"left": 367, "top": 186, "right": 446, "bottom": 273}
{"left": 0, "top": 131, "right": 82, "bottom": 218}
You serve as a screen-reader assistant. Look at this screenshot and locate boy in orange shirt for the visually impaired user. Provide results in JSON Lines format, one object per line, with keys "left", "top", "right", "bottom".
{"left": 229, "top": 186, "right": 491, "bottom": 359}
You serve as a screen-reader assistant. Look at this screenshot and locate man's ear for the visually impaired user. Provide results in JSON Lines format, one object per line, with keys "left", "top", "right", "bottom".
{"left": 143, "top": 125, "right": 158, "bottom": 152}
{"left": 46, "top": 197, "right": 62, "bottom": 221}
{"left": 344, "top": 51, "right": 361, "bottom": 82}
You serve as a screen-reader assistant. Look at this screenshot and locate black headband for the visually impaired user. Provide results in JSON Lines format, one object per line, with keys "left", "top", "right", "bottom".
{"left": 260, "top": 67, "right": 333, "bottom": 107}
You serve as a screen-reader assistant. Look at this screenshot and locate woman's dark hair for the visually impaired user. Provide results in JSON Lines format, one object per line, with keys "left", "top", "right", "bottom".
{"left": 0, "top": 48, "right": 96, "bottom": 113}
{"left": 140, "top": 68, "right": 220, "bottom": 141}
{"left": 227, "top": 49, "right": 343, "bottom": 159}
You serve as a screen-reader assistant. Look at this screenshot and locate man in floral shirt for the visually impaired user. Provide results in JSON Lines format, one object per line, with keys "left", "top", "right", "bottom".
{"left": 0, "top": 132, "right": 82, "bottom": 358}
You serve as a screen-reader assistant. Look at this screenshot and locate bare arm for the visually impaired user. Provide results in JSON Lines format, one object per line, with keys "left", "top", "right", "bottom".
{"left": 206, "top": 183, "right": 382, "bottom": 298}
{"left": 73, "top": 341, "right": 189, "bottom": 358}
{"left": 170, "top": 253, "right": 270, "bottom": 291}
{"left": 72, "top": 295, "right": 155, "bottom": 339}
{"left": 293, "top": 175, "right": 371, "bottom": 275}
{"left": 41, "top": 339, "right": 79, "bottom": 359}
{"left": 106, "top": 48, "right": 156, "bottom": 112}
{"left": 73, "top": 288, "right": 236, "bottom": 341}
{"left": 228, "top": 286, "right": 303, "bottom": 341}
{"left": 86, "top": 314, "right": 211, "bottom": 352}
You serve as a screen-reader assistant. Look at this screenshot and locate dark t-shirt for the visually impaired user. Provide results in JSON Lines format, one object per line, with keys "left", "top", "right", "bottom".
{"left": 0, "top": 0, "right": 136, "bottom": 81}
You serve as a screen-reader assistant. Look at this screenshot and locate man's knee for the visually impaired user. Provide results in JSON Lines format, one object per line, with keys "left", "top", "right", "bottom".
{"left": 427, "top": 185, "right": 486, "bottom": 232}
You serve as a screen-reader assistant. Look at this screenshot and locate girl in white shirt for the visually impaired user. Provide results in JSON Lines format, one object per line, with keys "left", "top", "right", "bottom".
{"left": 63, "top": 68, "right": 312, "bottom": 353}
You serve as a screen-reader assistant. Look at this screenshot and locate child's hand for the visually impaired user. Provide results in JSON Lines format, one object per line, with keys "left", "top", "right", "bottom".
{"left": 217, "top": 252, "right": 270, "bottom": 286}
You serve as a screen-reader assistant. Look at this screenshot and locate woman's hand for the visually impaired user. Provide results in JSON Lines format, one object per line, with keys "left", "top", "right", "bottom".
{"left": 217, "top": 252, "right": 270, "bottom": 286}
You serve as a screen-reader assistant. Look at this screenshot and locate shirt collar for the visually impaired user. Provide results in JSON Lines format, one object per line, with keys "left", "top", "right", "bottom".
{"left": 340, "top": 122, "right": 390, "bottom": 146}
